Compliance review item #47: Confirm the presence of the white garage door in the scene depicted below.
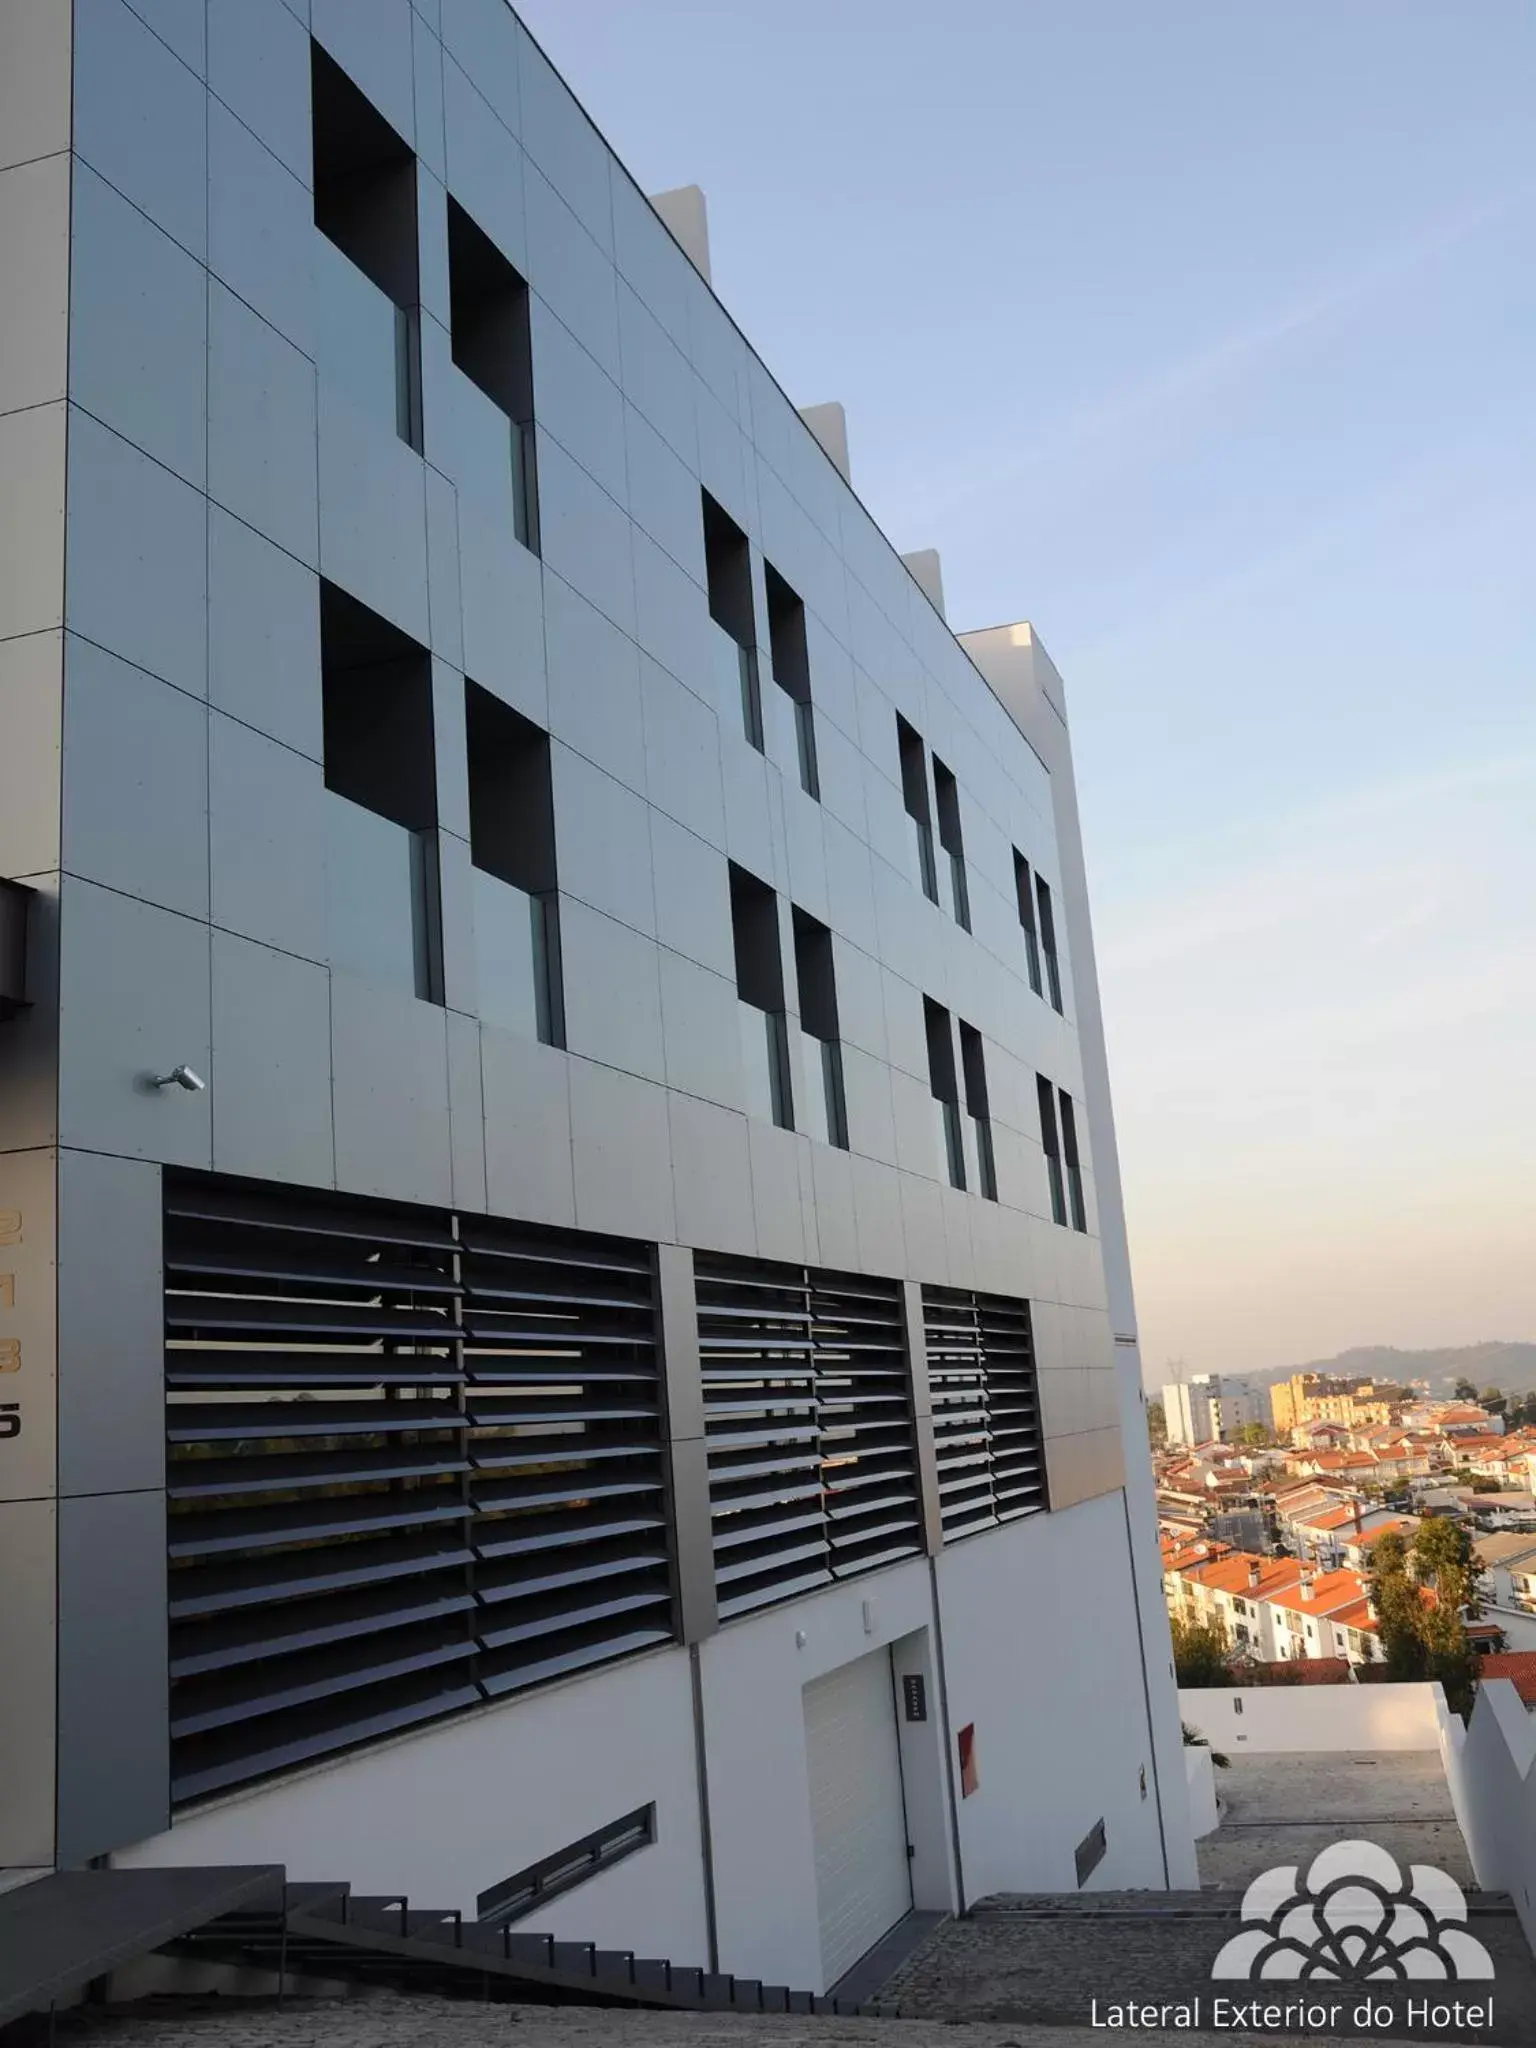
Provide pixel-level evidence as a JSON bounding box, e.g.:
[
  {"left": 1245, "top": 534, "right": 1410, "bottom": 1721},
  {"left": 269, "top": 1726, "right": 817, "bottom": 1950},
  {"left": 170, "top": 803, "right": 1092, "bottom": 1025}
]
[{"left": 803, "top": 1648, "right": 912, "bottom": 1986}]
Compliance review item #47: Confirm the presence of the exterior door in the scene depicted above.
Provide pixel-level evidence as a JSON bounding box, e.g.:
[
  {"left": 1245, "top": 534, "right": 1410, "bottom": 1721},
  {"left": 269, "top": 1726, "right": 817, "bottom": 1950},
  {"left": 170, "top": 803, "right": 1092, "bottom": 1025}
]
[{"left": 802, "top": 1647, "right": 912, "bottom": 1987}]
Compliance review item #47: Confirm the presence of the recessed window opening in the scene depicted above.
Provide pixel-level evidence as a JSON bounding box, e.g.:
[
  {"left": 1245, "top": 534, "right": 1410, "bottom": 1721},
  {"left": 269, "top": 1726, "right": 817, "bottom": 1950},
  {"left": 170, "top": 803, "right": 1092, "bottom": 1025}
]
[
  {"left": 792, "top": 909, "right": 847, "bottom": 1150},
  {"left": 730, "top": 864, "right": 793, "bottom": 1130},
  {"left": 1036, "top": 874, "right": 1063, "bottom": 1013},
  {"left": 932, "top": 758, "right": 970, "bottom": 931},
  {"left": 765, "top": 563, "right": 818, "bottom": 800},
  {"left": 958, "top": 1021, "right": 997, "bottom": 1201},
  {"left": 897, "top": 716, "right": 938, "bottom": 904},
  {"left": 311, "top": 43, "right": 421, "bottom": 450},
  {"left": 320, "top": 584, "right": 440, "bottom": 1004},
  {"left": 1058, "top": 1088, "right": 1088, "bottom": 1232},
  {"left": 1036, "top": 1074, "right": 1067, "bottom": 1226},
  {"left": 925, "top": 998, "right": 964, "bottom": 1190},
  {"left": 702, "top": 493, "right": 762, "bottom": 751},
  {"left": 1013, "top": 849, "right": 1043, "bottom": 996},
  {"left": 465, "top": 682, "right": 562, "bottom": 1046},
  {"left": 448, "top": 198, "right": 538, "bottom": 552}
]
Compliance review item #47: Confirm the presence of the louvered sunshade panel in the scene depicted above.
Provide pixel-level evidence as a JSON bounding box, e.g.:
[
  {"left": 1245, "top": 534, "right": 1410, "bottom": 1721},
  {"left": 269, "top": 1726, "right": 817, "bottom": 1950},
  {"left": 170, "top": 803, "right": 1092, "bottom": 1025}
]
[
  {"left": 697, "top": 1255, "right": 921, "bottom": 1619},
  {"left": 459, "top": 1217, "right": 673, "bottom": 1696},
  {"left": 923, "top": 1285, "right": 1047, "bottom": 1541},
  {"left": 164, "top": 1174, "right": 673, "bottom": 1806}
]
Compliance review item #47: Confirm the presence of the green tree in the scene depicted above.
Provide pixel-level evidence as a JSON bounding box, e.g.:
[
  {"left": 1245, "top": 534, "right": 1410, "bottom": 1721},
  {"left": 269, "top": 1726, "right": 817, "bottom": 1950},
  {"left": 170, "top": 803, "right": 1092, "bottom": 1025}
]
[
  {"left": 1170, "top": 1613, "right": 1234, "bottom": 1688},
  {"left": 1233, "top": 1421, "right": 1274, "bottom": 1448},
  {"left": 1412, "top": 1517, "right": 1478, "bottom": 1719},
  {"left": 1454, "top": 1378, "right": 1479, "bottom": 1402},
  {"left": 1480, "top": 1386, "right": 1508, "bottom": 1418},
  {"left": 1147, "top": 1401, "right": 1168, "bottom": 1449},
  {"left": 1366, "top": 1530, "right": 1426, "bottom": 1681}
]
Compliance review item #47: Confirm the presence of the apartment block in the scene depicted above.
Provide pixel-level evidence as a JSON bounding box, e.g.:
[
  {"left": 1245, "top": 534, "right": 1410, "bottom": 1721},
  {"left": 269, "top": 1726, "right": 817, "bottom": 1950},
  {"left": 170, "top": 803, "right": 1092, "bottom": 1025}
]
[
  {"left": 0, "top": 0, "right": 1194, "bottom": 1998},
  {"left": 1163, "top": 1372, "right": 1267, "bottom": 1446}
]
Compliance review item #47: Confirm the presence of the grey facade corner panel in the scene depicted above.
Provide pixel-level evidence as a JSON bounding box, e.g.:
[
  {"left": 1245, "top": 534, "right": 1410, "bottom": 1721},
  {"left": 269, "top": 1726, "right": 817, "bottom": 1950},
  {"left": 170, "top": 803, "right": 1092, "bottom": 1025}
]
[
  {"left": 900, "top": 1279, "right": 944, "bottom": 1557},
  {"left": 56, "top": 1488, "right": 170, "bottom": 1865},
  {"left": 56, "top": 1149, "right": 164, "bottom": 1499},
  {"left": 0, "top": 1495, "right": 57, "bottom": 1867}
]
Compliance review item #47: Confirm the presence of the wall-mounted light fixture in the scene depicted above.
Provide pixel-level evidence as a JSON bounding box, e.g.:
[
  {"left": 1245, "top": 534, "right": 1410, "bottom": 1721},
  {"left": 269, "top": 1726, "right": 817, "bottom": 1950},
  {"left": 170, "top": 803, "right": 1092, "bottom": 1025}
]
[
  {"left": 151, "top": 1065, "right": 206, "bottom": 1093},
  {"left": 0, "top": 879, "right": 33, "bottom": 1022}
]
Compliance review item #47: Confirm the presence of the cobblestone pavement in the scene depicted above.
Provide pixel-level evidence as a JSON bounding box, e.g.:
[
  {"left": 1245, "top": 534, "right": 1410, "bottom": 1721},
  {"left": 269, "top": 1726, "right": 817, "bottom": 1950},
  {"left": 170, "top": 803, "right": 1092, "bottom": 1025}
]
[{"left": 17, "top": 1994, "right": 1463, "bottom": 2048}]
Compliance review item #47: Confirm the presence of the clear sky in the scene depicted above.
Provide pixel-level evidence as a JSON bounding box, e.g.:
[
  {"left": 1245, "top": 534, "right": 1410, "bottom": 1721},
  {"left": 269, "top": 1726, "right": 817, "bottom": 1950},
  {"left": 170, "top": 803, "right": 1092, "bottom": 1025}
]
[{"left": 519, "top": 2, "right": 1536, "bottom": 1380}]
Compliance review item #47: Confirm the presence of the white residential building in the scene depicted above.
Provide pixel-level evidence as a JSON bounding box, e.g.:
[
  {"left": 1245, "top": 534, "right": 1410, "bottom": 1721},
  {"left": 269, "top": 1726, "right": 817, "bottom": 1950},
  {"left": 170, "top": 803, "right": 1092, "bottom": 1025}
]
[{"left": 1162, "top": 1374, "right": 1268, "bottom": 1446}]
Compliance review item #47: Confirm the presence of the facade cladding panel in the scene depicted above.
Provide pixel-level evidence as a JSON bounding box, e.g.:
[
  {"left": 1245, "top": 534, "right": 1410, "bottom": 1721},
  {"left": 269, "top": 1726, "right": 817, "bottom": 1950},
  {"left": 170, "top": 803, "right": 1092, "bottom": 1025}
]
[{"left": 0, "top": 0, "right": 1196, "bottom": 1979}]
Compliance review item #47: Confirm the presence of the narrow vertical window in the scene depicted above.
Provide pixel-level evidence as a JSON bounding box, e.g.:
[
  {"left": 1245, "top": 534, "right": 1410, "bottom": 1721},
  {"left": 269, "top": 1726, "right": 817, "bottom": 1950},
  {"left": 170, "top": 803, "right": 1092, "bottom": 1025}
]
[
  {"left": 1036, "top": 874, "right": 1063, "bottom": 1014},
  {"left": 897, "top": 716, "right": 938, "bottom": 905},
  {"left": 792, "top": 909, "right": 847, "bottom": 1149},
  {"left": 730, "top": 865, "right": 793, "bottom": 1129},
  {"left": 465, "top": 683, "right": 562, "bottom": 1046},
  {"left": 448, "top": 198, "right": 538, "bottom": 553},
  {"left": 1058, "top": 1089, "right": 1088, "bottom": 1232},
  {"left": 311, "top": 44, "right": 422, "bottom": 450},
  {"left": 765, "top": 563, "right": 818, "bottom": 800},
  {"left": 320, "top": 583, "right": 440, "bottom": 1002},
  {"left": 925, "top": 999, "right": 964, "bottom": 1190},
  {"left": 703, "top": 494, "right": 762, "bottom": 752},
  {"left": 1036, "top": 1074, "right": 1067, "bottom": 1226},
  {"left": 1013, "top": 849, "right": 1043, "bottom": 997},
  {"left": 932, "top": 758, "right": 970, "bottom": 932},
  {"left": 958, "top": 1022, "right": 997, "bottom": 1200}
]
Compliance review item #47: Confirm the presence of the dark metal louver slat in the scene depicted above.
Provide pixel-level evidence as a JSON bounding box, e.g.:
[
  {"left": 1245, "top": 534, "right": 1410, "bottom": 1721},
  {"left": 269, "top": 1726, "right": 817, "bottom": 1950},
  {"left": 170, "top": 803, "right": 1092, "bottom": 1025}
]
[
  {"left": 164, "top": 1173, "right": 675, "bottom": 1808},
  {"left": 923, "top": 1285, "right": 1046, "bottom": 1540},
  {"left": 697, "top": 1254, "right": 921, "bottom": 1616}
]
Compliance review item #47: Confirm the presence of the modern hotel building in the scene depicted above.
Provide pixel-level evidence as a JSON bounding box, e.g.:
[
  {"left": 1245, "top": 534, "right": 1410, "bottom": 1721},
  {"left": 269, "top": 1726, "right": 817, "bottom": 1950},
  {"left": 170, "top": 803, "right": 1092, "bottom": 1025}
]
[{"left": 0, "top": 0, "right": 1194, "bottom": 1997}]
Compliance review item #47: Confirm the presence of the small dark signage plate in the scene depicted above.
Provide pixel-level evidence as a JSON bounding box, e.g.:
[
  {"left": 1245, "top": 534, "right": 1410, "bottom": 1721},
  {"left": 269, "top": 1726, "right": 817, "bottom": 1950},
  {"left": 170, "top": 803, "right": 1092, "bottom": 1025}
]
[{"left": 902, "top": 1674, "right": 927, "bottom": 1722}]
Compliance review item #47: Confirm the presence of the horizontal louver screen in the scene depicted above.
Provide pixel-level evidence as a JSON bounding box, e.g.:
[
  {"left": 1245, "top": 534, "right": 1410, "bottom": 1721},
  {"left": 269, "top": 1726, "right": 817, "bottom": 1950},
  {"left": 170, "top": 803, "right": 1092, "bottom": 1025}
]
[
  {"left": 165, "top": 1174, "right": 671, "bottom": 1804},
  {"left": 697, "top": 1255, "right": 921, "bottom": 1618},
  {"left": 923, "top": 1285, "right": 1046, "bottom": 1540}
]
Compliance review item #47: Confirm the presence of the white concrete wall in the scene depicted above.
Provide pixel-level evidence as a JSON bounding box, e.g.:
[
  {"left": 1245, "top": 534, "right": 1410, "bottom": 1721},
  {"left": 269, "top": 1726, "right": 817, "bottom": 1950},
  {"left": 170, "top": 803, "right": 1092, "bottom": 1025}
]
[
  {"left": 1184, "top": 1742, "right": 1220, "bottom": 1838},
  {"left": 1439, "top": 1679, "right": 1536, "bottom": 1949},
  {"left": 1179, "top": 1683, "right": 1444, "bottom": 1753},
  {"left": 114, "top": 1646, "right": 711, "bottom": 1966},
  {"left": 939, "top": 1495, "right": 1172, "bottom": 1898}
]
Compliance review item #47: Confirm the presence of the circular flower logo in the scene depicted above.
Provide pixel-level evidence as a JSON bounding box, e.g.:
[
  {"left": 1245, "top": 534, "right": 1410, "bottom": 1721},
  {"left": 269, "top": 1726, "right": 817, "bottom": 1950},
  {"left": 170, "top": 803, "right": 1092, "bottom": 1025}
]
[{"left": 1211, "top": 1841, "right": 1495, "bottom": 1981}]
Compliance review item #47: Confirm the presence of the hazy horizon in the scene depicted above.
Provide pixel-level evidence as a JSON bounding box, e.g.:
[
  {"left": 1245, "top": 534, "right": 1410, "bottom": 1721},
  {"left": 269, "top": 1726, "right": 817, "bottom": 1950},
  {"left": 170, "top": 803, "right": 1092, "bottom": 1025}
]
[{"left": 519, "top": 1, "right": 1536, "bottom": 1378}]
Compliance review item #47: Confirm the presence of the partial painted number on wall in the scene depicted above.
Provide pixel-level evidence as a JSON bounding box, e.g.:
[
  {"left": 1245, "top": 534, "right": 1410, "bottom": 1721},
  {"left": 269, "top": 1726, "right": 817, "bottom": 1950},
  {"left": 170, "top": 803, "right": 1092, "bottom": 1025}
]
[
  {"left": 0, "top": 1405, "right": 19, "bottom": 1440},
  {"left": 0, "top": 1211, "right": 21, "bottom": 1246}
]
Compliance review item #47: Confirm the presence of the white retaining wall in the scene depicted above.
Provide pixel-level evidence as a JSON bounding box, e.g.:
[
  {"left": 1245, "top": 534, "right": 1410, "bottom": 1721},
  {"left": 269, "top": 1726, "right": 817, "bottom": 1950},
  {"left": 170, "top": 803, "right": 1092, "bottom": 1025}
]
[
  {"left": 1183, "top": 1742, "right": 1220, "bottom": 1838},
  {"left": 1179, "top": 1683, "right": 1444, "bottom": 1752},
  {"left": 1438, "top": 1680, "right": 1536, "bottom": 1949}
]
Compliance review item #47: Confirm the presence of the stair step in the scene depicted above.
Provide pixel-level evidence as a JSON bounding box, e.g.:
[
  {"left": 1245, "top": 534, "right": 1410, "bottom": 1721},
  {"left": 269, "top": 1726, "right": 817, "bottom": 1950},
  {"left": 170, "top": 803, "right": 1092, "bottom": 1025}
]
[
  {"left": 504, "top": 1932, "right": 557, "bottom": 1968},
  {"left": 345, "top": 1896, "right": 410, "bottom": 1934},
  {"left": 760, "top": 1985, "right": 791, "bottom": 2013},
  {"left": 787, "top": 1990, "right": 815, "bottom": 2014},
  {"left": 730, "top": 1978, "right": 763, "bottom": 2010},
  {"left": 700, "top": 1973, "right": 736, "bottom": 2009},
  {"left": 404, "top": 1909, "right": 462, "bottom": 1942},
  {"left": 592, "top": 1948, "right": 635, "bottom": 1981},
  {"left": 551, "top": 1940, "right": 598, "bottom": 1976},
  {"left": 669, "top": 1966, "right": 703, "bottom": 2000},
  {"left": 284, "top": 1881, "right": 351, "bottom": 1919}
]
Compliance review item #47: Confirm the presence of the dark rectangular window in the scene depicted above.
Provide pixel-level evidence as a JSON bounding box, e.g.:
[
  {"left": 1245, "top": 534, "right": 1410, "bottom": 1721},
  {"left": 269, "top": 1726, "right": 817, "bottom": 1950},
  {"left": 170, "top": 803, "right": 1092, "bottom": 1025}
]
[
  {"left": 932, "top": 757, "right": 970, "bottom": 932},
  {"left": 1058, "top": 1088, "right": 1088, "bottom": 1232},
  {"left": 465, "top": 682, "right": 562, "bottom": 1046},
  {"left": 477, "top": 1804, "right": 656, "bottom": 1926},
  {"left": 1036, "top": 873, "right": 1063, "bottom": 1013},
  {"left": 925, "top": 997, "right": 964, "bottom": 1190},
  {"left": 311, "top": 43, "right": 421, "bottom": 450},
  {"left": 321, "top": 583, "right": 440, "bottom": 1002},
  {"left": 958, "top": 1022, "right": 997, "bottom": 1201},
  {"left": 703, "top": 493, "right": 762, "bottom": 751},
  {"left": 447, "top": 198, "right": 538, "bottom": 552},
  {"left": 730, "top": 864, "right": 792, "bottom": 1129},
  {"left": 765, "top": 562, "right": 818, "bottom": 800},
  {"left": 1013, "top": 849, "right": 1043, "bottom": 996},
  {"left": 1036, "top": 1074, "right": 1067, "bottom": 1226},
  {"left": 792, "top": 909, "right": 847, "bottom": 1149},
  {"left": 897, "top": 715, "right": 938, "bottom": 904}
]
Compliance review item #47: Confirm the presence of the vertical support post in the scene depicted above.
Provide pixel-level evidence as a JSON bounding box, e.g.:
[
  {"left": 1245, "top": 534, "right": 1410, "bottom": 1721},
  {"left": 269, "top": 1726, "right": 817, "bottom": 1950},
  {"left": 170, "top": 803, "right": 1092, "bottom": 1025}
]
[
  {"left": 900, "top": 1281, "right": 943, "bottom": 1557},
  {"left": 655, "top": 1244, "right": 717, "bottom": 1645}
]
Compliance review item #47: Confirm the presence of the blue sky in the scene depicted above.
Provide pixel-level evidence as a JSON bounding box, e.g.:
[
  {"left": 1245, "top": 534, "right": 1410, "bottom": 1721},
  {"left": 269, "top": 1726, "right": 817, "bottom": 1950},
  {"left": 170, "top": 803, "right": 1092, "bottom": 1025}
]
[{"left": 521, "top": 1, "right": 1536, "bottom": 1377}]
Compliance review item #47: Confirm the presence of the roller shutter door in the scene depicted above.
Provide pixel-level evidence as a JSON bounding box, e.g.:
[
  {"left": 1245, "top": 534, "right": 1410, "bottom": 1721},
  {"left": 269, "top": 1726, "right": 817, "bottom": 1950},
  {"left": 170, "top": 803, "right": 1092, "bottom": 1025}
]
[{"left": 802, "top": 1648, "right": 911, "bottom": 1986}]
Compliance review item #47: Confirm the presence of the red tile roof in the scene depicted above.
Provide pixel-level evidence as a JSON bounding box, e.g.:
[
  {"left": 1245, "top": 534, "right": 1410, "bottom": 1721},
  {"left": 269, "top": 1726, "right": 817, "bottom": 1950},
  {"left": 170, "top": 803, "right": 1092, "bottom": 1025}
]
[{"left": 1479, "top": 1652, "right": 1536, "bottom": 1705}]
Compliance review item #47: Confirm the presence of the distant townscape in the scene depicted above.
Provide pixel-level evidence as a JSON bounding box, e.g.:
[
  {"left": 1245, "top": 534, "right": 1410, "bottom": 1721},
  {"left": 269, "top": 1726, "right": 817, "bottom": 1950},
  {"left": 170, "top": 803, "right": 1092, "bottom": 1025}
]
[{"left": 1154, "top": 1364, "right": 1536, "bottom": 1710}]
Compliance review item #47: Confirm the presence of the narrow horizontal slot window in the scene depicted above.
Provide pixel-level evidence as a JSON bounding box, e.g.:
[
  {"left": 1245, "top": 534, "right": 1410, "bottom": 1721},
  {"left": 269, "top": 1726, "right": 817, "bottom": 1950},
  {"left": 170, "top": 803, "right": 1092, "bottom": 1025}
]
[{"left": 477, "top": 1804, "right": 657, "bottom": 1926}]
